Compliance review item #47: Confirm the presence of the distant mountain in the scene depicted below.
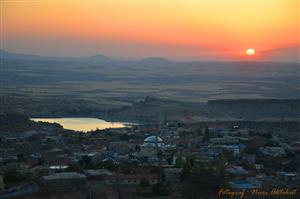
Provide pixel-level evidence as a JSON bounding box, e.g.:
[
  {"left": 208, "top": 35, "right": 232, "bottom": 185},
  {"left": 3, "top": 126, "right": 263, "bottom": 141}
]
[
  {"left": 86, "top": 54, "right": 113, "bottom": 63},
  {"left": 262, "top": 46, "right": 299, "bottom": 63},
  {"left": 0, "top": 49, "right": 117, "bottom": 64},
  {"left": 0, "top": 49, "right": 71, "bottom": 61},
  {"left": 140, "top": 57, "right": 171, "bottom": 65}
]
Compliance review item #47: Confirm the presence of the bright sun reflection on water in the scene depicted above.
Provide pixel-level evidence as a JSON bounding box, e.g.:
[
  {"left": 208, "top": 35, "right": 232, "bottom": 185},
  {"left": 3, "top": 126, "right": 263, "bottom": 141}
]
[{"left": 31, "top": 117, "right": 133, "bottom": 132}]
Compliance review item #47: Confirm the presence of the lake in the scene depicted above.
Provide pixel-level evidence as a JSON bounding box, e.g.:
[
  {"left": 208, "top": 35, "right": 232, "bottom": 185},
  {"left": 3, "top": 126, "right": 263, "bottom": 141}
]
[{"left": 31, "top": 117, "right": 134, "bottom": 132}]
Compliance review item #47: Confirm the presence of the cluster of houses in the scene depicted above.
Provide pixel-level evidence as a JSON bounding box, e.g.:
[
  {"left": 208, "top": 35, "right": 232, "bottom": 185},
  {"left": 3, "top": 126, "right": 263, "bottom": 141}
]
[{"left": 0, "top": 120, "right": 299, "bottom": 198}]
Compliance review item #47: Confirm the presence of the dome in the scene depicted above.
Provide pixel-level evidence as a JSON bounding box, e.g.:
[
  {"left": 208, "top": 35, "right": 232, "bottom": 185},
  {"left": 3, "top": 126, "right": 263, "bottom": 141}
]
[{"left": 144, "top": 136, "right": 163, "bottom": 143}]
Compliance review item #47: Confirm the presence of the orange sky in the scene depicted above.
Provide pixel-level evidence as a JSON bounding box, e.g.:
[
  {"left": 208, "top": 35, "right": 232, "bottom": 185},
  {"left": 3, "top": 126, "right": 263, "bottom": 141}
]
[{"left": 2, "top": 0, "right": 299, "bottom": 61}]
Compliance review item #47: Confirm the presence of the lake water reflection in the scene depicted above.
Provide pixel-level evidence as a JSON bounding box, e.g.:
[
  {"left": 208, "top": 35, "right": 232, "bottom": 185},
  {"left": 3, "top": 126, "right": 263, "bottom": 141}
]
[{"left": 31, "top": 117, "right": 133, "bottom": 132}]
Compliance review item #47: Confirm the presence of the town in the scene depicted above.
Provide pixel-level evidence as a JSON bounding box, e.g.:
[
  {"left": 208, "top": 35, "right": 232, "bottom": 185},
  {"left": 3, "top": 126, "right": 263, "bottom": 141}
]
[
  {"left": 2, "top": 0, "right": 300, "bottom": 198},
  {"left": 0, "top": 114, "right": 299, "bottom": 199}
]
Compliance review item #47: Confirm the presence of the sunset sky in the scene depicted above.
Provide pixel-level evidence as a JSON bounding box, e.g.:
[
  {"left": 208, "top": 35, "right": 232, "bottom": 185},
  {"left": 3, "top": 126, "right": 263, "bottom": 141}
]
[{"left": 2, "top": 0, "right": 299, "bottom": 61}]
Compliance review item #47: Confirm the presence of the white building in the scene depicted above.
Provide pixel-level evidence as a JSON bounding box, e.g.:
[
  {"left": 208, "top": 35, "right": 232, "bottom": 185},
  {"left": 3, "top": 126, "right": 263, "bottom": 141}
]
[{"left": 142, "top": 135, "right": 165, "bottom": 148}]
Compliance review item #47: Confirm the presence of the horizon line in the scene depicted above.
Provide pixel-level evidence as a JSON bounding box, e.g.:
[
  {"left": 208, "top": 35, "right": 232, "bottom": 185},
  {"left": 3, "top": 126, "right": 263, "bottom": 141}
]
[{"left": 1, "top": 48, "right": 299, "bottom": 64}]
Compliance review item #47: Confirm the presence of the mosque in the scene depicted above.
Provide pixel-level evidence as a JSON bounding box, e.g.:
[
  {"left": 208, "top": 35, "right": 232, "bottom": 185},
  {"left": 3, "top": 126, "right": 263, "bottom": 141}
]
[{"left": 143, "top": 135, "right": 165, "bottom": 148}]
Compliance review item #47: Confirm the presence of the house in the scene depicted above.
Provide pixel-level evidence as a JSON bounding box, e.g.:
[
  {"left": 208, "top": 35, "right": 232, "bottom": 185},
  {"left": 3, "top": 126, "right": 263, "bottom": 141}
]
[
  {"left": 48, "top": 165, "right": 69, "bottom": 174},
  {"left": 75, "top": 152, "right": 103, "bottom": 165},
  {"left": 244, "top": 155, "right": 256, "bottom": 164},
  {"left": 45, "top": 148, "right": 64, "bottom": 156},
  {"left": 225, "top": 166, "right": 249, "bottom": 180},
  {"left": 0, "top": 182, "right": 40, "bottom": 198},
  {"left": 28, "top": 165, "right": 48, "bottom": 177},
  {"left": 226, "top": 166, "right": 249, "bottom": 175},
  {"left": 276, "top": 172, "right": 298, "bottom": 183},
  {"left": 40, "top": 172, "right": 87, "bottom": 193},
  {"left": 229, "top": 181, "right": 260, "bottom": 189},
  {"left": 210, "top": 136, "right": 239, "bottom": 145},
  {"left": 108, "top": 141, "right": 131, "bottom": 155},
  {"left": 84, "top": 169, "right": 112, "bottom": 180},
  {"left": 254, "top": 164, "right": 264, "bottom": 171},
  {"left": 212, "top": 144, "right": 240, "bottom": 157},
  {"left": 290, "top": 141, "right": 300, "bottom": 154},
  {"left": 105, "top": 174, "right": 158, "bottom": 186},
  {"left": 138, "top": 145, "right": 157, "bottom": 161},
  {"left": 259, "top": 146, "right": 286, "bottom": 157}
]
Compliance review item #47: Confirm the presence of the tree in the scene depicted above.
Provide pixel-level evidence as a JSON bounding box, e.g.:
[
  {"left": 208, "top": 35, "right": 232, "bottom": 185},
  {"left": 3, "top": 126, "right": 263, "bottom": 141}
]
[
  {"left": 65, "top": 164, "right": 81, "bottom": 172},
  {"left": 157, "top": 150, "right": 163, "bottom": 160},
  {"left": 97, "top": 161, "right": 118, "bottom": 171},
  {"left": 175, "top": 157, "right": 185, "bottom": 168},
  {"left": 197, "top": 128, "right": 202, "bottom": 136},
  {"left": 179, "top": 131, "right": 187, "bottom": 138},
  {"left": 140, "top": 178, "right": 150, "bottom": 188},
  {"left": 135, "top": 145, "right": 141, "bottom": 152},
  {"left": 79, "top": 155, "right": 91, "bottom": 169},
  {"left": 218, "top": 156, "right": 225, "bottom": 179},
  {"left": 4, "top": 169, "right": 30, "bottom": 185},
  {"left": 119, "top": 163, "right": 132, "bottom": 174},
  {"left": 181, "top": 164, "right": 223, "bottom": 198},
  {"left": 202, "top": 125, "right": 210, "bottom": 143},
  {"left": 181, "top": 158, "right": 192, "bottom": 182},
  {"left": 152, "top": 182, "right": 170, "bottom": 196}
]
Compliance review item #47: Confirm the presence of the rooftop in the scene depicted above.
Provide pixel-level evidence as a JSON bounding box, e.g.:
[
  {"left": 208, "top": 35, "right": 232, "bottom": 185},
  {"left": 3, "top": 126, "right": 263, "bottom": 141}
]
[
  {"left": 41, "top": 172, "right": 86, "bottom": 180},
  {"left": 144, "top": 136, "right": 163, "bottom": 143}
]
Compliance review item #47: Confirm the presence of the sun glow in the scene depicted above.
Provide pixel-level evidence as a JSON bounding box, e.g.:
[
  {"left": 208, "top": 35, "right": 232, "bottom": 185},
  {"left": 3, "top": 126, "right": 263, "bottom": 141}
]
[
  {"left": 3, "top": 1, "right": 299, "bottom": 60},
  {"left": 246, "top": 48, "right": 256, "bottom": 56}
]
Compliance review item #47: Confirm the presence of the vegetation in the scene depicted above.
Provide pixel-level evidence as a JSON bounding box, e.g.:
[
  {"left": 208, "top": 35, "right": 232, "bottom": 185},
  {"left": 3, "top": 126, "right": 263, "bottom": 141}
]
[
  {"left": 180, "top": 158, "right": 224, "bottom": 199},
  {"left": 139, "top": 178, "right": 150, "bottom": 188},
  {"left": 152, "top": 182, "right": 170, "bottom": 196},
  {"left": 202, "top": 125, "right": 210, "bottom": 143},
  {"left": 175, "top": 157, "right": 185, "bottom": 168},
  {"left": 3, "top": 169, "right": 31, "bottom": 186}
]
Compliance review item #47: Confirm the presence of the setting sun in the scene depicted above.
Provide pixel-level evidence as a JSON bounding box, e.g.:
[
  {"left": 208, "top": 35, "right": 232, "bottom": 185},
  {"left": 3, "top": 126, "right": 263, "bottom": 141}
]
[{"left": 246, "top": 48, "right": 256, "bottom": 56}]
